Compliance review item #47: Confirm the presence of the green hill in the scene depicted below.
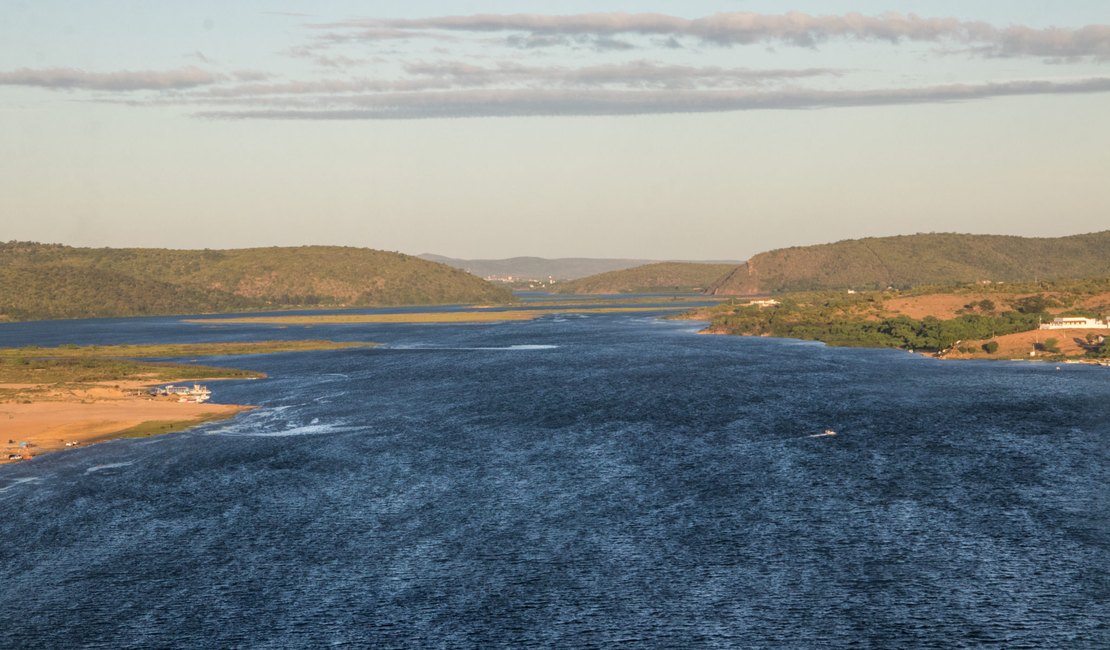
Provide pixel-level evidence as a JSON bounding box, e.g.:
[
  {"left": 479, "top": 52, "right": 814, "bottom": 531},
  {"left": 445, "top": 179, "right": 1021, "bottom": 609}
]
[
  {"left": 708, "top": 231, "right": 1110, "bottom": 296},
  {"left": 554, "top": 262, "right": 737, "bottom": 294},
  {"left": 418, "top": 254, "right": 660, "bottom": 280},
  {"left": 0, "top": 242, "right": 512, "bottom": 321}
]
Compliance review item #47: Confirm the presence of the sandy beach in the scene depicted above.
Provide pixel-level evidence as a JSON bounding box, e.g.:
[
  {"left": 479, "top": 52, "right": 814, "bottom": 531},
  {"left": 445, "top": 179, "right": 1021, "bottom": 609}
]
[{"left": 1, "top": 380, "right": 250, "bottom": 463}]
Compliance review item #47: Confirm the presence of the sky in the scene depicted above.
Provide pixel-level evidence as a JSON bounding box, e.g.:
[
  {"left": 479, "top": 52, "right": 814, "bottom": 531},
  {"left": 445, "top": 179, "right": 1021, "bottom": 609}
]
[{"left": 1, "top": 1, "right": 1108, "bottom": 260}]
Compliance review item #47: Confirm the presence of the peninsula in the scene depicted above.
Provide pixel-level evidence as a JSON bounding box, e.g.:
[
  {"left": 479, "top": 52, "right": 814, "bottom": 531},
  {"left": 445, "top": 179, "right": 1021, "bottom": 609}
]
[
  {"left": 1, "top": 340, "right": 373, "bottom": 463},
  {"left": 682, "top": 278, "right": 1110, "bottom": 364}
]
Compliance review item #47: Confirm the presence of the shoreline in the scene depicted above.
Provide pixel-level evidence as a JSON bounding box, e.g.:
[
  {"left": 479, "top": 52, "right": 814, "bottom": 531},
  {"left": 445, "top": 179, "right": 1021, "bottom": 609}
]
[
  {"left": 1, "top": 377, "right": 255, "bottom": 464},
  {"left": 0, "top": 340, "right": 376, "bottom": 465},
  {"left": 695, "top": 326, "right": 1110, "bottom": 366}
]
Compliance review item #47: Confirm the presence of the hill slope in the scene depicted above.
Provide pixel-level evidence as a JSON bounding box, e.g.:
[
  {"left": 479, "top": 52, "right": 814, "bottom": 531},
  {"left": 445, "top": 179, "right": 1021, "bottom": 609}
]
[
  {"left": 554, "top": 262, "right": 737, "bottom": 294},
  {"left": 0, "top": 243, "right": 512, "bottom": 321},
  {"left": 709, "top": 231, "right": 1110, "bottom": 295},
  {"left": 418, "top": 255, "right": 659, "bottom": 280}
]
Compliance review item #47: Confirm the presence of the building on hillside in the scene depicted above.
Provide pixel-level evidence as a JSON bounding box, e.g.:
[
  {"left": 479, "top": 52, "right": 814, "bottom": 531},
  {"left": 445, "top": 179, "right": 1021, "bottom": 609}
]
[{"left": 1039, "top": 317, "right": 1110, "bottom": 330}]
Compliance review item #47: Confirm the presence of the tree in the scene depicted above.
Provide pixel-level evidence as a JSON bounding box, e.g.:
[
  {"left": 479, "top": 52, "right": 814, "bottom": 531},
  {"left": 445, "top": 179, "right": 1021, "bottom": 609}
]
[
  {"left": 983, "top": 340, "right": 999, "bottom": 354},
  {"left": 1011, "top": 295, "right": 1053, "bottom": 314}
]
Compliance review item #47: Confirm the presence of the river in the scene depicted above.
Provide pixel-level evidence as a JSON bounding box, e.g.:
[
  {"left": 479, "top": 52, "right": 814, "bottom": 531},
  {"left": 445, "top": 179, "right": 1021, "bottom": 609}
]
[{"left": 1, "top": 303, "right": 1106, "bottom": 647}]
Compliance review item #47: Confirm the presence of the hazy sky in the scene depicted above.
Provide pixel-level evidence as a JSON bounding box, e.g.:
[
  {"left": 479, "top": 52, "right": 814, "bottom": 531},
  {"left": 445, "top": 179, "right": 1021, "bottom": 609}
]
[{"left": 2, "top": 1, "right": 1108, "bottom": 260}]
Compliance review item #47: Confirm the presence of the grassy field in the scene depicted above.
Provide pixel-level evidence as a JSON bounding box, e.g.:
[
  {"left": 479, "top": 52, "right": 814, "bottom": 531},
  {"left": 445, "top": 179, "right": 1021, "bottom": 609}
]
[
  {"left": 0, "top": 340, "right": 375, "bottom": 384},
  {"left": 111, "top": 412, "right": 249, "bottom": 439}
]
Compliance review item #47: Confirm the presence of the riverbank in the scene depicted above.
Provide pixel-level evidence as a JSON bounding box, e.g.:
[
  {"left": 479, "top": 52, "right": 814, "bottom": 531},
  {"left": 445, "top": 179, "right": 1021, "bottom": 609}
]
[
  {"left": 2, "top": 380, "right": 252, "bottom": 462},
  {"left": 0, "top": 340, "right": 374, "bottom": 464},
  {"left": 679, "top": 283, "right": 1110, "bottom": 364}
]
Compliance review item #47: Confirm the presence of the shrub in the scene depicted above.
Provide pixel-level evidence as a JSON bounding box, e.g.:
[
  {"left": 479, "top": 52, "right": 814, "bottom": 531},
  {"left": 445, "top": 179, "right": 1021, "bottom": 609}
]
[{"left": 983, "top": 340, "right": 999, "bottom": 354}]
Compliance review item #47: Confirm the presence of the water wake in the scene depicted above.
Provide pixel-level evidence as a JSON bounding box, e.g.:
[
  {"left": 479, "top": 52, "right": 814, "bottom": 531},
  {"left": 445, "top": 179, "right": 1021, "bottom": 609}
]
[
  {"left": 389, "top": 344, "right": 559, "bottom": 351},
  {"left": 0, "top": 476, "right": 44, "bottom": 493},
  {"left": 85, "top": 462, "right": 134, "bottom": 475}
]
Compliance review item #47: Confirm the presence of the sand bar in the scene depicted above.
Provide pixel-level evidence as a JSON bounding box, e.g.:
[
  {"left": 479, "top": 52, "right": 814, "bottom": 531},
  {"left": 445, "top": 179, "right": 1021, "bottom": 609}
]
[{"left": 1, "top": 382, "right": 251, "bottom": 463}]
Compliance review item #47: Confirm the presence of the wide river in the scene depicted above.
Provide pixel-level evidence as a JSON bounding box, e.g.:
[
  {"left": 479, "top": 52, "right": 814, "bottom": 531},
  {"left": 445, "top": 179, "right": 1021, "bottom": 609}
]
[{"left": 1, "top": 303, "right": 1107, "bottom": 648}]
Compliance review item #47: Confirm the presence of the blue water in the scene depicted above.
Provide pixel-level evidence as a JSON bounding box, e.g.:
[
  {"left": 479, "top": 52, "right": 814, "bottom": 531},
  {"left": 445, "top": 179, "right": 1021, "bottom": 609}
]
[{"left": 1, "top": 307, "right": 1107, "bottom": 648}]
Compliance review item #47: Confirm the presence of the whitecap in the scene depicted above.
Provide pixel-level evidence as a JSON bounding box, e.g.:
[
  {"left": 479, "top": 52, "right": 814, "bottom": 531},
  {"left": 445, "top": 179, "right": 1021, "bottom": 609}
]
[
  {"left": 387, "top": 344, "right": 559, "bottom": 351},
  {"left": 207, "top": 417, "right": 361, "bottom": 437},
  {"left": 85, "top": 461, "right": 134, "bottom": 475},
  {"left": 236, "top": 423, "right": 361, "bottom": 438},
  {"left": 0, "top": 476, "right": 44, "bottom": 493}
]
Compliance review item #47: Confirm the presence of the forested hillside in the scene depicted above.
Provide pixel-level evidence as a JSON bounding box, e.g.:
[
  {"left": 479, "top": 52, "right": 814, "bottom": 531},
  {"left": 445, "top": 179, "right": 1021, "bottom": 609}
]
[
  {"left": 419, "top": 254, "right": 659, "bottom": 280},
  {"left": 554, "top": 262, "right": 736, "bottom": 294},
  {"left": 0, "top": 243, "right": 512, "bottom": 321},
  {"left": 709, "top": 231, "right": 1110, "bottom": 295}
]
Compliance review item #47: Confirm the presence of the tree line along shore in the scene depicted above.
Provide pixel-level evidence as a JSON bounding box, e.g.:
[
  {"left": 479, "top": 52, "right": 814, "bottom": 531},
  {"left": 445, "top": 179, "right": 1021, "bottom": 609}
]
[{"left": 679, "top": 278, "right": 1110, "bottom": 363}]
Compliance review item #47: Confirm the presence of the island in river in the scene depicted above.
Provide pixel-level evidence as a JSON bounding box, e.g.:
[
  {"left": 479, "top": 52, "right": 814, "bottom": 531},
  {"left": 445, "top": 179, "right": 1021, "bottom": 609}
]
[{"left": 0, "top": 340, "right": 373, "bottom": 463}]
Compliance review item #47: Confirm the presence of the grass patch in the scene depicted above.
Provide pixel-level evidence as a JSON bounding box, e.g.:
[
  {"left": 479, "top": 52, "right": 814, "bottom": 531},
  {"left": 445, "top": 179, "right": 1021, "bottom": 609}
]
[
  {"left": 113, "top": 412, "right": 243, "bottom": 439},
  {"left": 0, "top": 340, "right": 375, "bottom": 385}
]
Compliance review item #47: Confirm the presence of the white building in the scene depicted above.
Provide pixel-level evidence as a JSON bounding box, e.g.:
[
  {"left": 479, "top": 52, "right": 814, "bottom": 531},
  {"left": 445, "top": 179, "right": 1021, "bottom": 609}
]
[{"left": 1040, "top": 317, "right": 1110, "bottom": 330}]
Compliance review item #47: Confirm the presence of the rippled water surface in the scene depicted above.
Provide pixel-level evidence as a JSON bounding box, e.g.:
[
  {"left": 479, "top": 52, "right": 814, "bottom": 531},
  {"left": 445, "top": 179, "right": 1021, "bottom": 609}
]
[{"left": 1, "top": 308, "right": 1107, "bottom": 648}]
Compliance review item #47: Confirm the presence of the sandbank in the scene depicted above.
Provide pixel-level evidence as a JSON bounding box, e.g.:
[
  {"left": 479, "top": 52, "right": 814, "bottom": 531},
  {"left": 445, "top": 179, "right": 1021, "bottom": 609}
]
[{"left": 1, "top": 381, "right": 251, "bottom": 463}]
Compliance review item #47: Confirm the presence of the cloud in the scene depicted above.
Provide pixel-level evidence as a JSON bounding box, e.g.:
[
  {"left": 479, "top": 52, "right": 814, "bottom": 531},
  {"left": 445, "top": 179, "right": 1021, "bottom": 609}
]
[
  {"left": 194, "top": 77, "right": 1110, "bottom": 120},
  {"left": 316, "top": 12, "right": 1110, "bottom": 60},
  {"left": 0, "top": 66, "right": 225, "bottom": 91},
  {"left": 504, "top": 33, "right": 635, "bottom": 51},
  {"left": 232, "top": 70, "right": 272, "bottom": 82},
  {"left": 402, "top": 60, "right": 843, "bottom": 90}
]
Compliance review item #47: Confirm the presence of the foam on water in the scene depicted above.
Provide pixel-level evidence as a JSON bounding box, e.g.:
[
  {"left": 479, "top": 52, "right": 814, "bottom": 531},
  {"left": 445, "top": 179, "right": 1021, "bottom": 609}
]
[
  {"left": 389, "top": 344, "right": 560, "bottom": 351},
  {"left": 0, "top": 476, "right": 43, "bottom": 493},
  {"left": 241, "top": 423, "right": 362, "bottom": 438},
  {"left": 206, "top": 412, "right": 360, "bottom": 437},
  {"left": 84, "top": 461, "right": 134, "bottom": 475}
]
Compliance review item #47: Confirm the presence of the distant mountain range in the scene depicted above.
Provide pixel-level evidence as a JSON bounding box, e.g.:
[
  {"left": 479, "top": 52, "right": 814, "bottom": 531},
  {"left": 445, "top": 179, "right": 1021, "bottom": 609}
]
[
  {"left": 708, "top": 231, "right": 1110, "bottom": 295},
  {"left": 0, "top": 243, "right": 511, "bottom": 321},
  {"left": 552, "top": 262, "right": 737, "bottom": 294}
]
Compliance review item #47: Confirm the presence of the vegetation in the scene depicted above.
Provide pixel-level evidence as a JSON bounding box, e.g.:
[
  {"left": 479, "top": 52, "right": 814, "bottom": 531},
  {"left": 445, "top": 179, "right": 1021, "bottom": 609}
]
[
  {"left": 0, "top": 340, "right": 373, "bottom": 384},
  {"left": 418, "top": 254, "right": 657, "bottom": 281},
  {"left": 0, "top": 356, "right": 261, "bottom": 385},
  {"left": 554, "top": 262, "right": 736, "bottom": 294},
  {"left": 113, "top": 414, "right": 243, "bottom": 439},
  {"left": 0, "top": 242, "right": 513, "bottom": 321},
  {"left": 698, "top": 295, "right": 1042, "bottom": 351},
  {"left": 687, "top": 278, "right": 1110, "bottom": 362},
  {"left": 709, "top": 231, "right": 1110, "bottom": 295}
]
